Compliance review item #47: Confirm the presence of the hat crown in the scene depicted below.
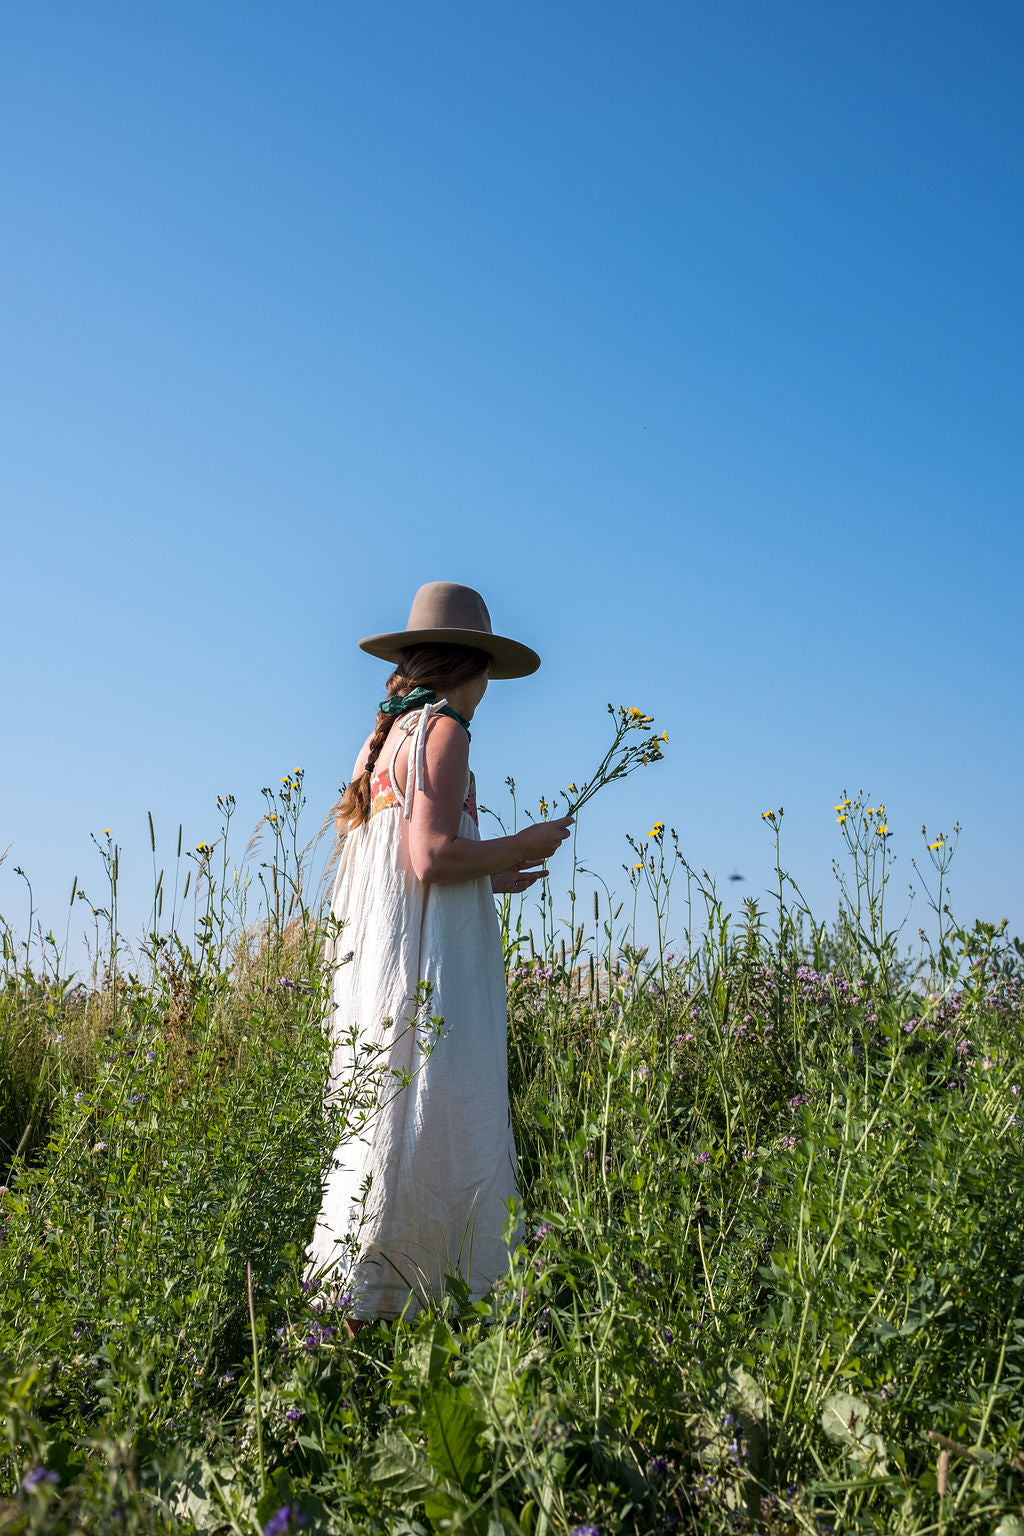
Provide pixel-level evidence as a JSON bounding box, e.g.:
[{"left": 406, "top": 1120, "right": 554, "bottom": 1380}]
[{"left": 406, "top": 582, "right": 493, "bottom": 638}]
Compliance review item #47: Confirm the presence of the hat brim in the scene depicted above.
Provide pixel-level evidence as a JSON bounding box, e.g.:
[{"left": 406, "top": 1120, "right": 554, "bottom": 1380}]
[{"left": 359, "top": 627, "right": 540, "bottom": 680}]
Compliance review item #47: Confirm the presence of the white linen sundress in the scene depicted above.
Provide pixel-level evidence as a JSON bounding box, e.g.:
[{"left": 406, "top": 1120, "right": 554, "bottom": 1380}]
[{"left": 307, "top": 702, "right": 521, "bottom": 1319}]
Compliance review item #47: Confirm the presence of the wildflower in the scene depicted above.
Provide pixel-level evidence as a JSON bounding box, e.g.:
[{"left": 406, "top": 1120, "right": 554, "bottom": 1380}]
[
  {"left": 647, "top": 1454, "right": 669, "bottom": 1478},
  {"left": 628, "top": 707, "right": 643, "bottom": 718},
  {"left": 91, "top": 1141, "right": 107, "bottom": 1154},
  {"left": 539, "top": 797, "right": 548, "bottom": 815},
  {"left": 661, "top": 730, "right": 668, "bottom": 741},
  {"left": 695, "top": 1151, "right": 711, "bottom": 1164},
  {"left": 264, "top": 1507, "right": 308, "bottom": 1536},
  {"left": 647, "top": 821, "right": 664, "bottom": 837},
  {"left": 23, "top": 1468, "right": 59, "bottom": 1491},
  {"left": 836, "top": 813, "right": 847, "bottom": 824},
  {"left": 196, "top": 842, "right": 209, "bottom": 853},
  {"left": 567, "top": 782, "right": 577, "bottom": 793},
  {"left": 929, "top": 839, "right": 944, "bottom": 850},
  {"left": 877, "top": 823, "right": 888, "bottom": 834},
  {"left": 632, "top": 862, "right": 643, "bottom": 870},
  {"left": 1013, "top": 1085, "right": 1021, "bottom": 1097},
  {"left": 102, "top": 829, "right": 110, "bottom": 836},
  {"left": 569, "top": 1527, "right": 603, "bottom": 1536},
  {"left": 761, "top": 809, "right": 776, "bottom": 823},
  {"left": 533, "top": 1222, "right": 553, "bottom": 1241},
  {"left": 866, "top": 807, "right": 875, "bottom": 815},
  {"left": 286, "top": 1406, "right": 304, "bottom": 1422}
]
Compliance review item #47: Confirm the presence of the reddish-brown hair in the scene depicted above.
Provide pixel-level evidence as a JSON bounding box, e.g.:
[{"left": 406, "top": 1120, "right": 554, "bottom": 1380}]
[{"left": 335, "top": 643, "right": 490, "bottom": 832}]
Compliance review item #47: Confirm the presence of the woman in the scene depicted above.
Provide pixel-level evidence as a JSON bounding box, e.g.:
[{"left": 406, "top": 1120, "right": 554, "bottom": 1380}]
[{"left": 307, "top": 581, "right": 573, "bottom": 1324}]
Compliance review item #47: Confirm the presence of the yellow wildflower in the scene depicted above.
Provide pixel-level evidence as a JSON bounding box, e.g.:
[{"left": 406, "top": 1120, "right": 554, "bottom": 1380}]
[
  {"left": 661, "top": 731, "right": 669, "bottom": 742},
  {"left": 632, "top": 862, "right": 643, "bottom": 870},
  {"left": 877, "top": 824, "right": 888, "bottom": 834},
  {"left": 866, "top": 807, "right": 876, "bottom": 816},
  {"left": 836, "top": 814, "right": 847, "bottom": 824},
  {"left": 647, "top": 821, "right": 664, "bottom": 838},
  {"left": 761, "top": 810, "right": 776, "bottom": 822},
  {"left": 102, "top": 829, "right": 110, "bottom": 836},
  {"left": 929, "top": 839, "right": 943, "bottom": 850}
]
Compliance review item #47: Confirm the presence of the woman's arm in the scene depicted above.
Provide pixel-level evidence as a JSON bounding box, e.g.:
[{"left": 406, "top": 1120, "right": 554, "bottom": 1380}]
[{"left": 406, "top": 716, "right": 571, "bottom": 885}]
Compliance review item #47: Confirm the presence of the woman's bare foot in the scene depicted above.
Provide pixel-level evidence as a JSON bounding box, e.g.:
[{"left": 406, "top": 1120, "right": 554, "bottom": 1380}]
[{"left": 344, "top": 1316, "right": 374, "bottom": 1339}]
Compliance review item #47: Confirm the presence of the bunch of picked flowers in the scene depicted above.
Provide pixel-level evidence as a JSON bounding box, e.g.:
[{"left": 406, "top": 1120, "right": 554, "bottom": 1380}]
[{"left": 557, "top": 705, "right": 667, "bottom": 818}]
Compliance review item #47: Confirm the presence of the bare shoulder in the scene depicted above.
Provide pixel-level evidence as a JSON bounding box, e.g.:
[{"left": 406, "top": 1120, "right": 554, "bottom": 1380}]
[{"left": 424, "top": 712, "right": 470, "bottom": 759}]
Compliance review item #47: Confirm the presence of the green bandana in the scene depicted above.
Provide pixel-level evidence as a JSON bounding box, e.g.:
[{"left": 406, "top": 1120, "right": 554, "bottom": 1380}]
[{"left": 378, "top": 687, "right": 471, "bottom": 737}]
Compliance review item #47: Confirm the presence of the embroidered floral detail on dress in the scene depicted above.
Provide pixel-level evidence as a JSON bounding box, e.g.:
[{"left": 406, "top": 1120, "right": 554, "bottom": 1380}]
[
  {"left": 463, "top": 772, "right": 478, "bottom": 827},
  {"left": 369, "top": 768, "right": 397, "bottom": 819}
]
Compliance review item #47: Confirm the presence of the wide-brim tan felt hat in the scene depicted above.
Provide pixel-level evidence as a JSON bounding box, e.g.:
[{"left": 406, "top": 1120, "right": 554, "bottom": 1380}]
[{"left": 359, "top": 581, "right": 540, "bottom": 680}]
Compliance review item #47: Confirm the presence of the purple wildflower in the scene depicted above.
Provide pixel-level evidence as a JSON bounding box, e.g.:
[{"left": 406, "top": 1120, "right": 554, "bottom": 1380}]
[
  {"left": 263, "top": 1507, "right": 307, "bottom": 1536},
  {"left": 647, "top": 1454, "right": 669, "bottom": 1478},
  {"left": 569, "top": 1527, "right": 602, "bottom": 1536},
  {"left": 286, "top": 1406, "right": 304, "bottom": 1422},
  {"left": 23, "top": 1468, "right": 59, "bottom": 1491}
]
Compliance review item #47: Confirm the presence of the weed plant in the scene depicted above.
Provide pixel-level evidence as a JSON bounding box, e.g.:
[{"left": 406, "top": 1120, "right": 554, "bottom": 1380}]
[{"left": 1, "top": 770, "right": 1023, "bottom": 1536}]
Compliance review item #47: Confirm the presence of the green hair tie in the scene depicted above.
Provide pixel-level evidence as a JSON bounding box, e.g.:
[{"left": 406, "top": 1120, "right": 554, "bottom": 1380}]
[
  {"left": 377, "top": 686, "right": 472, "bottom": 737},
  {"left": 378, "top": 686, "right": 437, "bottom": 717}
]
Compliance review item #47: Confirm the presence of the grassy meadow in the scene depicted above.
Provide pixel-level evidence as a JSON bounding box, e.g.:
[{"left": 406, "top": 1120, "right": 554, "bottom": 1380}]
[{"left": 2, "top": 758, "right": 1024, "bottom": 1536}]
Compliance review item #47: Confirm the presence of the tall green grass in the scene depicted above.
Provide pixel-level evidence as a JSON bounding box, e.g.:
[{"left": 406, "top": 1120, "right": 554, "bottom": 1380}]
[{"left": 1, "top": 774, "right": 1023, "bottom": 1535}]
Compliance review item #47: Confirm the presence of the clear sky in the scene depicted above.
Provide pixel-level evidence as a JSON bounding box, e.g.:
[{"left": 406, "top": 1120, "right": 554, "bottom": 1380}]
[{"left": 2, "top": 1, "right": 1022, "bottom": 969}]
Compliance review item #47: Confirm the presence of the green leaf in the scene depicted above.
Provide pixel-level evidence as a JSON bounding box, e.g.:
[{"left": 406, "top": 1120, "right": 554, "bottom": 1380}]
[
  {"left": 820, "top": 1391, "right": 889, "bottom": 1476},
  {"left": 367, "top": 1428, "right": 438, "bottom": 1499},
  {"left": 425, "top": 1379, "right": 487, "bottom": 1491}
]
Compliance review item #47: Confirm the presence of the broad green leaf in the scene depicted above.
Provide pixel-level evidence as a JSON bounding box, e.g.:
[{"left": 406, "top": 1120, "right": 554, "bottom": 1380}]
[
  {"left": 425, "top": 1379, "right": 487, "bottom": 1490},
  {"left": 820, "top": 1392, "right": 889, "bottom": 1476},
  {"left": 367, "top": 1428, "right": 438, "bottom": 1499}
]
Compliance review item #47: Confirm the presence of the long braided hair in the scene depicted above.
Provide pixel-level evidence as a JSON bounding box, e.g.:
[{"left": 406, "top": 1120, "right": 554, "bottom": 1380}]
[{"left": 335, "top": 642, "right": 491, "bottom": 832}]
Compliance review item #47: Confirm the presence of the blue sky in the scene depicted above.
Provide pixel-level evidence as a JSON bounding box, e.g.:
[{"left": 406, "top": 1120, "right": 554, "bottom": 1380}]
[{"left": 2, "top": 1, "right": 1022, "bottom": 967}]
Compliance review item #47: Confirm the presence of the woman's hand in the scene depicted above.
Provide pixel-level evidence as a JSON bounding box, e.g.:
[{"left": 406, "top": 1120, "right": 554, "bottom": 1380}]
[
  {"left": 514, "top": 815, "right": 574, "bottom": 863},
  {"left": 491, "top": 860, "right": 549, "bottom": 894},
  {"left": 403, "top": 717, "right": 575, "bottom": 885}
]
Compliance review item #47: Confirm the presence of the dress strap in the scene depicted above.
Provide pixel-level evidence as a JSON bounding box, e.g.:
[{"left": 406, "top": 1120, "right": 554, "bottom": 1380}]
[{"left": 384, "top": 700, "right": 462, "bottom": 820}]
